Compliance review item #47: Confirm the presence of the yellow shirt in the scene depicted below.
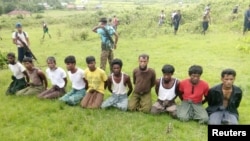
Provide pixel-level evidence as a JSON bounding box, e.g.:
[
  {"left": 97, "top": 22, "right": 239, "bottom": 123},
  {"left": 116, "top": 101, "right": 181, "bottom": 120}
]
[{"left": 85, "top": 67, "right": 107, "bottom": 94}]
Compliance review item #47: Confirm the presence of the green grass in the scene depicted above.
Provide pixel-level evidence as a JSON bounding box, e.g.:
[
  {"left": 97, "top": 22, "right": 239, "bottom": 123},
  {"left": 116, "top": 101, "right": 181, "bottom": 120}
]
[{"left": 1, "top": 1, "right": 250, "bottom": 140}]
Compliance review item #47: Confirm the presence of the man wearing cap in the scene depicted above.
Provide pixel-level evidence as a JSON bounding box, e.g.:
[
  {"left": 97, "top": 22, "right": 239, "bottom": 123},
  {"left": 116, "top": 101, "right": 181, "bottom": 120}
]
[
  {"left": 92, "top": 17, "right": 118, "bottom": 73},
  {"left": 12, "top": 23, "right": 32, "bottom": 62}
]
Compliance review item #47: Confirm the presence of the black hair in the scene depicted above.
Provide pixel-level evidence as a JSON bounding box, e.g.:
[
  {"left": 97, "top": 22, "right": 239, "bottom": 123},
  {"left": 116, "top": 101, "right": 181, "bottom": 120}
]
[
  {"left": 99, "top": 17, "right": 107, "bottom": 23},
  {"left": 221, "top": 68, "right": 236, "bottom": 78},
  {"left": 23, "top": 57, "right": 33, "bottom": 63},
  {"left": 138, "top": 53, "right": 149, "bottom": 60},
  {"left": 111, "top": 58, "right": 123, "bottom": 68},
  {"left": 7, "top": 52, "right": 15, "bottom": 58},
  {"left": 47, "top": 56, "right": 56, "bottom": 64},
  {"left": 86, "top": 56, "right": 95, "bottom": 64},
  {"left": 188, "top": 65, "right": 203, "bottom": 75},
  {"left": 64, "top": 55, "right": 76, "bottom": 64},
  {"left": 162, "top": 64, "right": 175, "bottom": 74}
]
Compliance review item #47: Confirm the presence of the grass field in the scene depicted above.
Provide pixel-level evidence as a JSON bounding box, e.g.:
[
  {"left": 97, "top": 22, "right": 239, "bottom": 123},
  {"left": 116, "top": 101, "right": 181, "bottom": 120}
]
[{"left": 0, "top": 1, "right": 250, "bottom": 140}]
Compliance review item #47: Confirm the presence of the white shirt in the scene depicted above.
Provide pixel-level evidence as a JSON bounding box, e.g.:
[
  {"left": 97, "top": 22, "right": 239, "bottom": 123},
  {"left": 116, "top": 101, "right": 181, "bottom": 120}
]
[
  {"left": 46, "top": 67, "right": 67, "bottom": 88},
  {"left": 8, "top": 62, "right": 26, "bottom": 79},
  {"left": 68, "top": 68, "right": 86, "bottom": 90},
  {"left": 12, "top": 31, "right": 28, "bottom": 48},
  {"left": 112, "top": 73, "right": 127, "bottom": 95},
  {"left": 158, "top": 78, "right": 178, "bottom": 101}
]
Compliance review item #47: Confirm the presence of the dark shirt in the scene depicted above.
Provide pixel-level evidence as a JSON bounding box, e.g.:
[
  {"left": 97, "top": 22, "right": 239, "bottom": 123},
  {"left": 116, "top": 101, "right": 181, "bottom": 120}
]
[
  {"left": 133, "top": 67, "right": 156, "bottom": 94},
  {"left": 206, "top": 84, "right": 242, "bottom": 119}
]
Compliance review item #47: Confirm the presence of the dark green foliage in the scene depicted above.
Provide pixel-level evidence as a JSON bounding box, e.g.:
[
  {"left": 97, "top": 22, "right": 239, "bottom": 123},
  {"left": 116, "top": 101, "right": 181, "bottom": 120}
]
[{"left": 0, "top": 51, "right": 7, "bottom": 70}]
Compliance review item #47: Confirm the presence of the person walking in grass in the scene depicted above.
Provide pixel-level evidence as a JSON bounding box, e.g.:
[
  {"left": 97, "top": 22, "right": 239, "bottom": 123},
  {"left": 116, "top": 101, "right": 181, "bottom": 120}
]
[
  {"left": 243, "top": 4, "right": 250, "bottom": 35},
  {"left": 173, "top": 10, "right": 182, "bottom": 35},
  {"left": 206, "top": 69, "right": 242, "bottom": 125},
  {"left": 16, "top": 57, "right": 47, "bottom": 96},
  {"left": 177, "top": 65, "right": 209, "bottom": 124},
  {"left": 6, "top": 52, "right": 29, "bottom": 95},
  {"left": 81, "top": 56, "right": 108, "bottom": 109},
  {"left": 151, "top": 64, "right": 179, "bottom": 118},
  {"left": 92, "top": 17, "right": 118, "bottom": 72},
  {"left": 158, "top": 10, "right": 166, "bottom": 26},
  {"left": 128, "top": 54, "right": 156, "bottom": 113},
  {"left": 38, "top": 56, "right": 67, "bottom": 99},
  {"left": 59, "top": 55, "right": 87, "bottom": 106},
  {"left": 101, "top": 58, "right": 133, "bottom": 111},
  {"left": 42, "top": 21, "right": 51, "bottom": 39},
  {"left": 201, "top": 8, "right": 211, "bottom": 35}
]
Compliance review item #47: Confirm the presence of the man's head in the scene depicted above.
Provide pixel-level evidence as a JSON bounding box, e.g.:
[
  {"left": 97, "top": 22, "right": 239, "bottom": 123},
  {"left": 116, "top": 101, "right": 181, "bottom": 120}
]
[
  {"left": 221, "top": 68, "right": 236, "bottom": 88},
  {"left": 162, "top": 64, "right": 175, "bottom": 83},
  {"left": 188, "top": 65, "right": 203, "bottom": 85},
  {"left": 99, "top": 17, "right": 107, "bottom": 25},
  {"left": 22, "top": 57, "right": 33, "bottom": 70},
  {"left": 111, "top": 58, "right": 123, "bottom": 75},
  {"left": 138, "top": 54, "right": 149, "bottom": 71},
  {"left": 47, "top": 56, "right": 56, "bottom": 70},
  {"left": 86, "top": 56, "right": 96, "bottom": 71},
  {"left": 16, "top": 22, "right": 22, "bottom": 32},
  {"left": 7, "top": 52, "right": 16, "bottom": 65},
  {"left": 64, "top": 55, "right": 76, "bottom": 71}
]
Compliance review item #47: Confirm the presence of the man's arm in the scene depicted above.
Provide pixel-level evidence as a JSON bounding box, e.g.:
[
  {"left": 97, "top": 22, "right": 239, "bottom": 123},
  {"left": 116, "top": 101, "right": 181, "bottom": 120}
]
[
  {"left": 25, "top": 36, "right": 30, "bottom": 46},
  {"left": 38, "top": 70, "right": 48, "bottom": 89},
  {"left": 107, "top": 76, "right": 112, "bottom": 93},
  {"left": 151, "top": 70, "right": 156, "bottom": 88},
  {"left": 83, "top": 78, "right": 88, "bottom": 90},
  {"left": 155, "top": 79, "right": 160, "bottom": 96},
  {"left": 126, "top": 75, "right": 133, "bottom": 96},
  {"left": 63, "top": 77, "right": 67, "bottom": 88},
  {"left": 92, "top": 24, "right": 104, "bottom": 33},
  {"left": 22, "top": 70, "right": 30, "bottom": 83},
  {"left": 113, "top": 32, "right": 118, "bottom": 49}
]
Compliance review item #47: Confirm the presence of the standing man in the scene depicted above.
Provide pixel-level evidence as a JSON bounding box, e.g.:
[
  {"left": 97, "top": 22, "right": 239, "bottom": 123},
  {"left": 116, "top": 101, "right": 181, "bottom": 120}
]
[
  {"left": 80, "top": 56, "right": 108, "bottom": 109},
  {"left": 6, "top": 52, "right": 29, "bottom": 95},
  {"left": 243, "top": 5, "right": 250, "bottom": 35},
  {"left": 201, "top": 8, "right": 211, "bottom": 35},
  {"left": 151, "top": 64, "right": 179, "bottom": 118},
  {"left": 42, "top": 21, "right": 51, "bottom": 39},
  {"left": 12, "top": 23, "right": 32, "bottom": 62},
  {"left": 59, "top": 55, "right": 87, "bottom": 106},
  {"left": 101, "top": 58, "right": 133, "bottom": 111},
  {"left": 38, "top": 56, "right": 67, "bottom": 99},
  {"left": 92, "top": 17, "right": 118, "bottom": 72},
  {"left": 206, "top": 69, "right": 242, "bottom": 125},
  {"left": 177, "top": 65, "right": 209, "bottom": 124},
  {"left": 173, "top": 10, "right": 182, "bottom": 35},
  {"left": 128, "top": 54, "right": 156, "bottom": 113},
  {"left": 158, "top": 10, "right": 166, "bottom": 26}
]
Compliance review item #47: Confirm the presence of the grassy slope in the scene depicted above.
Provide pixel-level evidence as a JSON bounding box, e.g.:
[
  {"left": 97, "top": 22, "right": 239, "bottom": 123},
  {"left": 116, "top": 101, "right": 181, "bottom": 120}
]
[{"left": 0, "top": 1, "right": 250, "bottom": 141}]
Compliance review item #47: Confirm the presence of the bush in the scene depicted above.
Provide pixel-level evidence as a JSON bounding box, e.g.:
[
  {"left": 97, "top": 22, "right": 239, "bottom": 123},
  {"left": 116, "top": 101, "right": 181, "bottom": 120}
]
[
  {"left": 0, "top": 51, "right": 7, "bottom": 69},
  {"left": 35, "top": 14, "right": 44, "bottom": 19},
  {"left": 80, "top": 29, "right": 89, "bottom": 40},
  {"left": 16, "top": 14, "right": 24, "bottom": 19}
]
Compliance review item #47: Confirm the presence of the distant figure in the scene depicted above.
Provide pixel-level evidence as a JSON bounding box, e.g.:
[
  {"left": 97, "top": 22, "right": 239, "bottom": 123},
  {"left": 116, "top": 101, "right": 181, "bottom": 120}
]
[
  {"left": 232, "top": 5, "right": 239, "bottom": 21},
  {"left": 204, "top": 4, "right": 211, "bottom": 12},
  {"left": 201, "top": 8, "right": 211, "bottom": 35},
  {"left": 112, "top": 15, "right": 119, "bottom": 31},
  {"left": 173, "top": 10, "right": 182, "bottom": 35},
  {"left": 206, "top": 69, "right": 242, "bottom": 125},
  {"left": 158, "top": 10, "right": 166, "bottom": 26},
  {"left": 243, "top": 5, "right": 250, "bottom": 35},
  {"left": 42, "top": 21, "right": 51, "bottom": 39},
  {"left": 170, "top": 10, "right": 177, "bottom": 27}
]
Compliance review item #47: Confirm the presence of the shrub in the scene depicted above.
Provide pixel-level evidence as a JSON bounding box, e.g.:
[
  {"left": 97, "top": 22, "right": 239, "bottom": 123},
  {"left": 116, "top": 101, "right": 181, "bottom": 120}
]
[
  {"left": 0, "top": 51, "right": 7, "bottom": 69},
  {"left": 79, "top": 29, "right": 89, "bottom": 40}
]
